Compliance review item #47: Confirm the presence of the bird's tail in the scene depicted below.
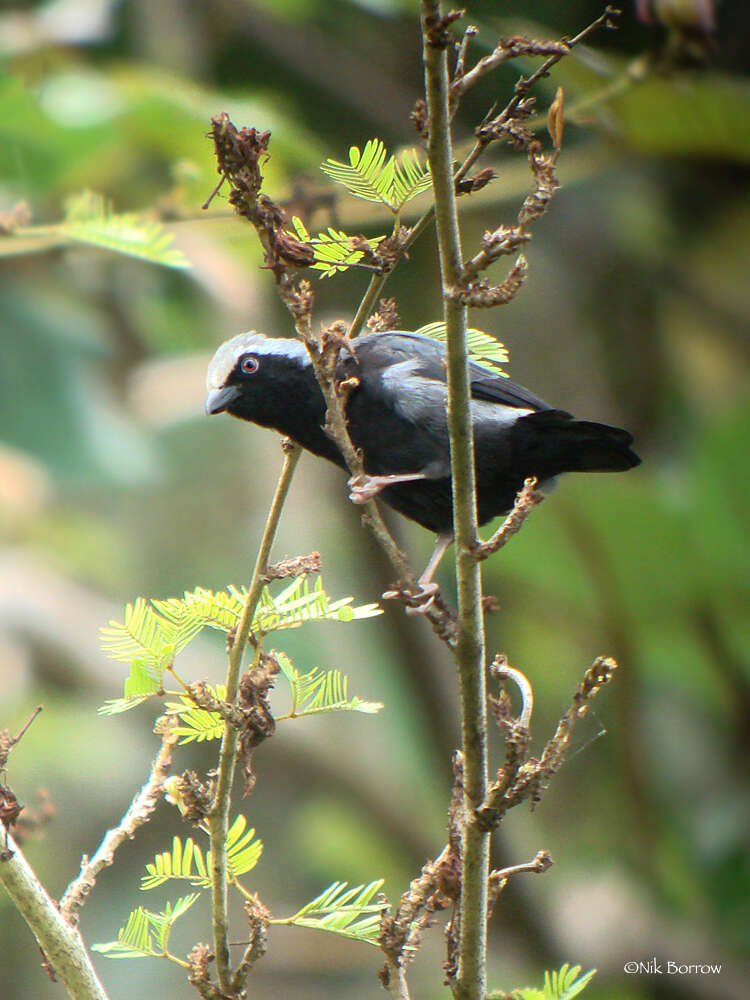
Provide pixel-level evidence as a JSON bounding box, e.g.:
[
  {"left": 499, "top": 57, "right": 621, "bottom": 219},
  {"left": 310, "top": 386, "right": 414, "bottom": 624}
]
[{"left": 512, "top": 410, "right": 641, "bottom": 476}]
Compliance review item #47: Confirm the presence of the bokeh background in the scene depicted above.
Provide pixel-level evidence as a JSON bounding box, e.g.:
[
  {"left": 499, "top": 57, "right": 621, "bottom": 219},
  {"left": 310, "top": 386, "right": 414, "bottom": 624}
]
[{"left": 1, "top": 1, "right": 749, "bottom": 998}]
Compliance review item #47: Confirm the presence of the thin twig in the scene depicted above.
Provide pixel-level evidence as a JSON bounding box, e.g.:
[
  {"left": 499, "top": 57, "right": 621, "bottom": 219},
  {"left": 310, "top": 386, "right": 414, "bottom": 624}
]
[
  {"left": 492, "top": 659, "right": 534, "bottom": 731},
  {"left": 487, "top": 850, "right": 553, "bottom": 914},
  {"left": 472, "top": 478, "right": 544, "bottom": 562},
  {"left": 59, "top": 721, "right": 179, "bottom": 928},
  {"left": 490, "top": 851, "right": 553, "bottom": 885},
  {"left": 0, "top": 706, "right": 43, "bottom": 772},
  {"left": 482, "top": 656, "right": 619, "bottom": 822},
  {"left": 499, "top": 6, "right": 621, "bottom": 123},
  {"left": 229, "top": 896, "right": 270, "bottom": 993},
  {"left": 452, "top": 37, "right": 570, "bottom": 100},
  {"left": 207, "top": 440, "right": 301, "bottom": 994},
  {"left": 381, "top": 960, "right": 412, "bottom": 1000},
  {"left": 349, "top": 273, "right": 387, "bottom": 339},
  {"left": 296, "top": 322, "right": 459, "bottom": 641}
]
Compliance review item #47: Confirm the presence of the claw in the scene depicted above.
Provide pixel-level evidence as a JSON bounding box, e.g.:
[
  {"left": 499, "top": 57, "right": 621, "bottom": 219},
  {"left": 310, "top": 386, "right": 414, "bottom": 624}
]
[
  {"left": 348, "top": 472, "right": 428, "bottom": 504},
  {"left": 405, "top": 583, "right": 439, "bottom": 615},
  {"left": 382, "top": 582, "right": 440, "bottom": 615}
]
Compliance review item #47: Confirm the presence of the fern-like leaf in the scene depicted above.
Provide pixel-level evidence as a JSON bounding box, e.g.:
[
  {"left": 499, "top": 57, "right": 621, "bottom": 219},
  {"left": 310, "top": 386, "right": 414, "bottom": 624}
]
[
  {"left": 414, "top": 321, "right": 510, "bottom": 373},
  {"left": 320, "top": 139, "right": 431, "bottom": 212},
  {"left": 544, "top": 964, "right": 597, "bottom": 1000},
  {"left": 291, "top": 217, "right": 386, "bottom": 278},
  {"left": 224, "top": 814, "right": 264, "bottom": 879},
  {"left": 141, "top": 836, "right": 208, "bottom": 890},
  {"left": 165, "top": 684, "right": 226, "bottom": 744},
  {"left": 61, "top": 191, "right": 189, "bottom": 268},
  {"left": 391, "top": 147, "right": 434, "bottom": 207},
  {"left": 489, "top": 964, "right": 597, "bottom": 1000},
  {"left": 279, "top": 654, "right": 383, "bottom": 717},
  {"left": 92, "top": 894, "right": 200, "bottom": 959},
  {"left": 180, "top": 577, "right": 381, "bottom": 636},
  {"left": 280, "top": 880, "right": 386, "bottom": 945},
  {"left": 98, "top": 660, "right": 161, "bottom": 715},
  {"left": 99, "top": 580, "right": 380, "bottom": 715},
  {"left": 100, "top": 598, "right": 173, "bottom": 671},
  {"left": 140, "top": 819, "right": 262, "bottom": 890}
]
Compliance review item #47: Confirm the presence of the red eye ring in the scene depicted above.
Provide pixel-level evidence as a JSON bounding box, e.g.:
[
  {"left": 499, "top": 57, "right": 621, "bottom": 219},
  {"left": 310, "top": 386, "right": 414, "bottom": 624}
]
[{"left": 240, "top": 355, "right": 259, "bottom": 375}]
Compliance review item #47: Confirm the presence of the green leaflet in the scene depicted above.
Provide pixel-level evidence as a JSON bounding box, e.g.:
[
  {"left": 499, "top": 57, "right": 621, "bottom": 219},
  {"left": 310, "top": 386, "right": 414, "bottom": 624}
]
[
  {"left": 414, "top": 321, "right": 510, "bottom": 373},
  {"left": 290, "top": 216, "right": 386, "bottom": 277},
  {"left": 163, "top": 657, "right": 382, "bottom": 743},
  {"left": 141, "top": 815, "right": 262, "bottom": 890},
  {"left": 0, "top": 191, "right": 190, "bottom": 267},
  {"left": 60, "top": 191, "right": 190, "bottom": 267},
  {"left": 98, "top": 577, "right": 382, "bottom": 714},
  {"left": 164, "top": 683, "right": 226, "bottom": 744},
  {"left": 92, "top": 893, "right": 200, "bottom": 959},
  {"left": 279, "top": 879, "right": 386, "bottom": 945},
  {"left": 489, "top": 964, "right": 597, "bottom": 1000},
  {"left": 320, "top": 139, "right": 432, "bottom": 212},
  {"left": 278, "top": 652, "right": 383, "bottom": 717}
]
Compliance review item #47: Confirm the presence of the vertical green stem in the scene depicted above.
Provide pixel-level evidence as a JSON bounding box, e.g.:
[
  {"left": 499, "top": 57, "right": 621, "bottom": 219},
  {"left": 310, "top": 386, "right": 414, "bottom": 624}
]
[
  {"left": 420, "top": 4, "right": 489, "bottom": 999},
  {"left": 349, "top": 274, "right": 386, "bottom": 338},
  {"left": 208, "top": 442, "right": 301, "bottom": 992}
]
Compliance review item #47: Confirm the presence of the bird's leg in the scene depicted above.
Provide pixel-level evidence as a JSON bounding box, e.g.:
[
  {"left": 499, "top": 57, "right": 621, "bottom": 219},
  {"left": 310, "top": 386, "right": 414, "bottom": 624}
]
[
  {"left": 348, "top": 471, "right": 428, "bottom": 504},
  {"left": 383, "top": 532, "right": 453, "bottom": 615}
]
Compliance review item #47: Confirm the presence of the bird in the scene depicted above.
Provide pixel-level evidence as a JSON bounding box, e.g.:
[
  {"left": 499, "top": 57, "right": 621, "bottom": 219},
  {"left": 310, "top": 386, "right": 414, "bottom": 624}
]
[{"left": 205, "top": 330, "right": 640, "bottom": 605}]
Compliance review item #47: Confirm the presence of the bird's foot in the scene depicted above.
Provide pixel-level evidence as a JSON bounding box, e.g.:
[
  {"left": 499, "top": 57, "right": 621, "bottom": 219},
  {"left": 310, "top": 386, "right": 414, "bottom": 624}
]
[
  {"left": 382, "top": 581, "right": 440, "bottom": 615},
  {"left": 348, "top": 472, "right": 427, "bottom": 504}
]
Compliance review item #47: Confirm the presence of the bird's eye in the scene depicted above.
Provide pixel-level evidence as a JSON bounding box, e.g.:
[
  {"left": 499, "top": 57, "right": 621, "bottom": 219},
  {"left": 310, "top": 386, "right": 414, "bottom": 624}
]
[{"left": 240, "top": 355, "right": 259, "bottom": 375}]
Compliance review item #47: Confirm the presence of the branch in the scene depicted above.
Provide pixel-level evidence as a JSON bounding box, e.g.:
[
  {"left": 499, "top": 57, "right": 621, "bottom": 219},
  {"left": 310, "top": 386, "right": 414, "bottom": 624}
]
[
  {"left": 379, "top": 845, "right": 452, "bottom": 971},
  {"left": 491, "top": 657, "right": 535, "bottom": 731},
  {"left": 380, "top": 960, "right": 412, "bottom": 1000},
  {"left": 421, "top": 5, "right": 489, "bottom": 999},
  {"left": 207, "top": 439, "right": 301, "bottom": 994},
  {"left": 478, "top": 656, "right": 619, "bottom": 827},
  {"left": 452, "top": 37, "right": 570, "bottom": 101},
  {"left": 0, "top": 834, "right": 109, "bottom": 1000},
  {"left": 490, "top": 850, "right": 553, "bottom": 887},
  {"left": 488, "top": 6, "right": 621, "bottom": 126},
  {"left": 229, "top": 896, "right": 270, "bottom": 993},
  {"left": 59, "top": 721, "right": 179, "bottom": 927},
  {"left": 0, "top": 706, "right": 43, "bottom": 772},
  {"left": 487, "top": 850, "right": 553, "bottom": 914},
  {"left": 472, "top": 478, "right": 544, "bottom": 561}
]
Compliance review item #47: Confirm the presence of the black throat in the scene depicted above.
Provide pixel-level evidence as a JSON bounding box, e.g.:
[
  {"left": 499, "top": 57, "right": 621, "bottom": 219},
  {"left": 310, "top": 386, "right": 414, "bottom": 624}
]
[{"left": 227, "top": 356, "right": 344, "bottom": 467}]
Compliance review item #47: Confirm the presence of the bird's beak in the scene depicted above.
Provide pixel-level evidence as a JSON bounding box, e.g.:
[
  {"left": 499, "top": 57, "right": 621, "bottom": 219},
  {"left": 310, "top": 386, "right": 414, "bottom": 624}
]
[{"left": 205, "top": 384, "right": 241, "bottom": 415}]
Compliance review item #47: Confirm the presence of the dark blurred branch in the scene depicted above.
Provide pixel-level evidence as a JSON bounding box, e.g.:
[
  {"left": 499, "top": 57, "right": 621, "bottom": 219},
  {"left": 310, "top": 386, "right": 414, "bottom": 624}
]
[
  {"left": 556, "top": 500, "right": 659, "bottom": 862},
  {"left": 217, "top": 0, "right": 417, "bottom": 135}
]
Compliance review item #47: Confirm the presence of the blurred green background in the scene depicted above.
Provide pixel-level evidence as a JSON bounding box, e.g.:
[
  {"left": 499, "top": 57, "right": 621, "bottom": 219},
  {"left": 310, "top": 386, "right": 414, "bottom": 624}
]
[{"left": 1, "top": 1, "right": 748, "bottom": 998}]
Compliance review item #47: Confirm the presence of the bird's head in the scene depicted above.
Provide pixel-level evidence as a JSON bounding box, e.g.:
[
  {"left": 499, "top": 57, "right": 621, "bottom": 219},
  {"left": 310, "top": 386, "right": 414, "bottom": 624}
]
[{"left": 205, "top": 331, "right": 312, "bottom": 424}]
